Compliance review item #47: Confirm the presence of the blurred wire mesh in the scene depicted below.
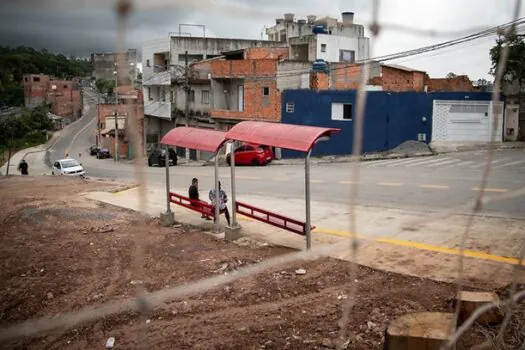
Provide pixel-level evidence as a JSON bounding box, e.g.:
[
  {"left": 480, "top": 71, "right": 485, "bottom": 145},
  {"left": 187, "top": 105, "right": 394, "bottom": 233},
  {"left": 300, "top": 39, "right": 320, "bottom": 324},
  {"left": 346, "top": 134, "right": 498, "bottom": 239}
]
[{"left": 0, "top": 0, "right": 524, "bottom": 348}]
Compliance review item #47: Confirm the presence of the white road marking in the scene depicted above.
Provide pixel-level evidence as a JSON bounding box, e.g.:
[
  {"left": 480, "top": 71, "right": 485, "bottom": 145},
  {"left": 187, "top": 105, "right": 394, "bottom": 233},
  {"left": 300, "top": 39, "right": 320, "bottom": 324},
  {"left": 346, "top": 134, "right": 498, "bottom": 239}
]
[
  {"left": 443, "top": 160, "right": 474, "bottom": 168},
  {"left": 405, "top": 157, "right": 453, "bottom": 167},
  {"left": 470, "top": 158, "right": 512, "bottom": 169},
  {"left": 386, "top": 157, "right": 433, "bottom": 167},
  {"left": 493, "top": 160, "right": 525, "bottom": 169},
  {"left": 66, "top": 116, "right": 97, "bottom": 155},
  {"left": 423, "top": 159, "right": 460, "bottom": 167}
]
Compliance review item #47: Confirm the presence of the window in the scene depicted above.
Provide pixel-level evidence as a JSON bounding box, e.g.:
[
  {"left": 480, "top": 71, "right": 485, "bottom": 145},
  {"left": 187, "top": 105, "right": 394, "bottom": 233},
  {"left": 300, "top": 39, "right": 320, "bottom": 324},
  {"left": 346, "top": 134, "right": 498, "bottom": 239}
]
[
  {"left": 146, "top": 134, "right": 159, "bottom": 144},
  {"left": 321, "top": 44, "right": 327, "bottom": 53},
  {"left": 148, "top": 87, "right": 152, "bottom": 101},
  {"left": 146, "top": 59, "right": 150, "bottom": 67},
  {"left": 161, "top": 87, "right": 166, "bottom": 102},
  {"left": 189, "top": 90, "right": 195, "bottom": 102},
  {"left": 331, "top": 102, "right": 353, "bottom": 121},
  {"left": 24, "top": 77, "right": 28, "bottom": 82},
  {"left": 202, "top": 90, "right": 210, "bottom": 104},
  {"left": 262, "top": 87, "right": 270, "bottom": 96},
  {"left": 339, "top": 50, "right": 355, "bottom": 63},
  {"left": 33, "top": 77, "right": 40, "bottom": 82},
  {"left": 286, "top": 102, "right": 295, "bottom": 113},
  {"left": 63, "top": 84, "right": 68, "bottom": 88}
]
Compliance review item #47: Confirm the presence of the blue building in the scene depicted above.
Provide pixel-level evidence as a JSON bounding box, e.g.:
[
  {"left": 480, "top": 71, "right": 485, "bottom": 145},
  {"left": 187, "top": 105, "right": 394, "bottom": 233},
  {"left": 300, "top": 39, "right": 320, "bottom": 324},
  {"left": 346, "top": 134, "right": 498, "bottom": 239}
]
[{"left": 280, "top": 90, "right": 497, "bottom": 158}]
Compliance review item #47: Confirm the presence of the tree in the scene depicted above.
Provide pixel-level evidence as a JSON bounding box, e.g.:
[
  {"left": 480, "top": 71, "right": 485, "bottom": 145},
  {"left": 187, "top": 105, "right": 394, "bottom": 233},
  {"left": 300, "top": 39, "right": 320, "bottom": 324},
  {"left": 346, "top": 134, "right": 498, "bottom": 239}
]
[
  {"left": 489, "top": 34, "right": 525, "bottom": 90},
  {"left": 95, "top": 78, "right": 115, "bottom": 94},
  {"left": 0, "top": 46, "right": 92, "bottom": 107},
  {"left": 446, "top": 72, "right": 457, "bottom": 79}
]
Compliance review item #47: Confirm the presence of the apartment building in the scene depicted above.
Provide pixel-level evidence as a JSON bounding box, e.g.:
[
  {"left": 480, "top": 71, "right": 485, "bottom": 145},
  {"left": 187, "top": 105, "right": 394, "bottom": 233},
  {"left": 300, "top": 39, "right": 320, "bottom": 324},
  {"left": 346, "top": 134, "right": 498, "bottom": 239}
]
[
  {"left": 22, "top": 74, "right": 82, "bottom": 122},
  {"left": 141, "top": 35, "right": 284, "bottom": 153},
  {"left": 91, "top": 49, "right": 139, "bottom": 85},
  {"left": 266, "top": 12, "right": 370, "bottom": 63}
]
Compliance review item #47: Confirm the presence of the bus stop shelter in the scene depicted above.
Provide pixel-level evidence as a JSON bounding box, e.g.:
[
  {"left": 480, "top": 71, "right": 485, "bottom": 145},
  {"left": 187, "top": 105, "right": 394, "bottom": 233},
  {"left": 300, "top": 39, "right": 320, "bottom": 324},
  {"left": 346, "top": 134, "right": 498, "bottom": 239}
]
[
  {"left": 225, "top": 121, "right": 340, "bottom": 249},
  {"left": 160, "top": 121, "right": 340, "bottom": 250},
  {"left": 160, "top": 127, "right": 227, "bottom": 232}
]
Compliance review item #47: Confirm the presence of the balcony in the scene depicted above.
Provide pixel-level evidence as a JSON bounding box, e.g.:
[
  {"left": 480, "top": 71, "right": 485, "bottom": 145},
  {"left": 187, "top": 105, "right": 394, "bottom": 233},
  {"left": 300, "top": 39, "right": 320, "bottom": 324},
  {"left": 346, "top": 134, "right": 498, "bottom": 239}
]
[
  {"left": 210, "top": 109, "right": 249, "bottom": 120},
  {"left": 145, "top": 101, "right": 171, "bottom": 120},
  {"left": 142, "top": 71, "right": 171, "bottom": 86},
  {"left": 210, "top": 60, "right": 277, "bottom": 78}
]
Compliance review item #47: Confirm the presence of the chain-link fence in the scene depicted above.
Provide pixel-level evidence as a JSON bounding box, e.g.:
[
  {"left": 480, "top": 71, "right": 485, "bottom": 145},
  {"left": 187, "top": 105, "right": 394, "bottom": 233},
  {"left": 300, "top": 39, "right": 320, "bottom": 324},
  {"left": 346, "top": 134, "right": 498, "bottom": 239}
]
[{"left": 1, "top": 0, "right": 524, "bottom": 349}]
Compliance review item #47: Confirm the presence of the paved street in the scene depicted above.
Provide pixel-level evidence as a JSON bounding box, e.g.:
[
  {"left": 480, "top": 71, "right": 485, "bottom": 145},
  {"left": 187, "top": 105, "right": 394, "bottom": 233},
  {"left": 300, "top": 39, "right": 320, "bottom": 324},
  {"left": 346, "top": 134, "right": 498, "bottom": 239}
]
[
  {"left": 45, "top": 93, "right": 525, "bottom": 220},
  {"left": 45, "top": 89, "right": 100, "bottom": 167}
]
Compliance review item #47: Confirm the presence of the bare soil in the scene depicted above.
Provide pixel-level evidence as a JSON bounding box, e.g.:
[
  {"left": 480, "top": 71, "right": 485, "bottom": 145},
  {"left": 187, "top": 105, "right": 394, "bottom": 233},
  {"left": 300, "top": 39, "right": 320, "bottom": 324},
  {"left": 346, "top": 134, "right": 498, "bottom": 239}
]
[{"left": 0, "top": 176, "right": 522, "bottom": 349}]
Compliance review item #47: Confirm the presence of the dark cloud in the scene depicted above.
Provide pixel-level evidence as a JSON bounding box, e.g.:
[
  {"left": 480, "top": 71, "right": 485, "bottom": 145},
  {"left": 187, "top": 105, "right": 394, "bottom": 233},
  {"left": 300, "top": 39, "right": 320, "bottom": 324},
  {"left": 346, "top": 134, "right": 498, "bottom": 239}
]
[{"left": 0, "top": 1, "right": 192, "bottom": 58}]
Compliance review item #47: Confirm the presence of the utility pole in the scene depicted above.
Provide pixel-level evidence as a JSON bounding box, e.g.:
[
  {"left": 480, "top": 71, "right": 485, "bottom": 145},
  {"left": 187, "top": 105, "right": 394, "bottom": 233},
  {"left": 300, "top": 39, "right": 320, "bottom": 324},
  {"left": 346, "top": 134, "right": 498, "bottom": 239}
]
[
  {"left": 114, "top": 63, "right": 119, "bottom": 162},
  {"left": 184, "top": 50, "right": 190, "bottom": 161},
  {"left": 96, "top": 95, "right": 101, "bottom": 147}
]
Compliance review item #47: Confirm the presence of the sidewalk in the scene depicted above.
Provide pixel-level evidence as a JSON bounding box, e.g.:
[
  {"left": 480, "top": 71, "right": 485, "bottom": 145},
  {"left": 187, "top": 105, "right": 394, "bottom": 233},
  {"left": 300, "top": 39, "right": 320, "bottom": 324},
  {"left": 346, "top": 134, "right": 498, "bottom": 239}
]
[
  {"left": 84, "top": 184, "right": 524, "bottom": 288},
  {"left": 0, "top": 145, "right": 51, "bottom": 176},
  {"left": 429, "top": 141, "right": 525, "bottom": 153},
  {"left": 0, "top": 131, "right": 62, "bottom": 176}
]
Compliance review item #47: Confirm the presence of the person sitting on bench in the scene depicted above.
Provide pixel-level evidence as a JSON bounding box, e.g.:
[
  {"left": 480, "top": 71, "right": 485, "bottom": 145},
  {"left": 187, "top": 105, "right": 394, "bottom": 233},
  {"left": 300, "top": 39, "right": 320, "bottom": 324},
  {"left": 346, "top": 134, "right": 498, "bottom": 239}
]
[
  {"left": 189, "top": 177, "right": 210, "bottom": 220},
  {"left": 209, "top": 181, "right": 231, "bottom": 226}
]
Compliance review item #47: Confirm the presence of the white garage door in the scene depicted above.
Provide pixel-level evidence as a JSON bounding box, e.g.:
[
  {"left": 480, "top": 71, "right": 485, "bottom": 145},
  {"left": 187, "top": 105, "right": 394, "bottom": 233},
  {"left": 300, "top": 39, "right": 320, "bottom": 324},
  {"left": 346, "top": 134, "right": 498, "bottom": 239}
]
[{"left": 432, "top": 100, "right": 503, "bottom": 142}]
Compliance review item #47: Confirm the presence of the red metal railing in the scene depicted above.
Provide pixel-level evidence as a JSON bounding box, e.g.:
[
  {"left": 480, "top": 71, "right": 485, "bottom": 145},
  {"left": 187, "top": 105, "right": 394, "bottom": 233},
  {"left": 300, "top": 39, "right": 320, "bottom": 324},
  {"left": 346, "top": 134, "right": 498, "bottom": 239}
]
[
  {"left": 169, "top": 192, "right": 215, "bottom": 217},
  {"left": 235, "top": 200, "right": 314, "bottom": 236}
]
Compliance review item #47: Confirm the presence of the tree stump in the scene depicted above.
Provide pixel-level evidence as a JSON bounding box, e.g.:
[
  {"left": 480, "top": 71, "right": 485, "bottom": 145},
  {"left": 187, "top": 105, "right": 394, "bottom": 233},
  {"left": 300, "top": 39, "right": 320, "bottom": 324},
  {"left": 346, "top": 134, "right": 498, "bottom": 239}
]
[
  {"left": 456, "top": 291, "right": 504, "bottom": 326},
  {"left": 384, "top": 312, "right": 455, "bottom": 350}
]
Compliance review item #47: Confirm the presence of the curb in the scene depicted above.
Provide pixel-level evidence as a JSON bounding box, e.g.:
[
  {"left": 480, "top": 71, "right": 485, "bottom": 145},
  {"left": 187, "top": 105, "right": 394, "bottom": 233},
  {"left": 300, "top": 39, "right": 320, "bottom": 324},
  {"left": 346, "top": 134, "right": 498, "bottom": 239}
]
[
  {"left": 270, "top": 152, "right": 435, "bottom": 166},
  {"left": 109, "top": 183, "right": 140, "bottom": 193}
]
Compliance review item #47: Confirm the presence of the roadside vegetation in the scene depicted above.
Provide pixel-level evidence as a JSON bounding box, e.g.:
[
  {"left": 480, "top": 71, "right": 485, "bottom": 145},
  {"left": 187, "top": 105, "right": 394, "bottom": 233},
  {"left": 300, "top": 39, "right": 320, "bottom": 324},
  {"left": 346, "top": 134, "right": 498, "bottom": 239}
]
[
  {"left": 0, "top": 104, "right": 53, "bottom": 167},
  {"left": 0, "top": 46, "right": 91, "bottom": 107}
]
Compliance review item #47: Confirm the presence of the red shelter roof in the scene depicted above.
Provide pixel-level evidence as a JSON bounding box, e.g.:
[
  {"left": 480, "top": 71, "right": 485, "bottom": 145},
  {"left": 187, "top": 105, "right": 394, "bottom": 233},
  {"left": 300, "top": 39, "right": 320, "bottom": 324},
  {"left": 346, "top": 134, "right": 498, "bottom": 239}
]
[
  {"left": 226, "top": 121, "right": 341, "bottom": 152},
  {"left": 161, "top": 127, "right": 227, "bottom": 153}
]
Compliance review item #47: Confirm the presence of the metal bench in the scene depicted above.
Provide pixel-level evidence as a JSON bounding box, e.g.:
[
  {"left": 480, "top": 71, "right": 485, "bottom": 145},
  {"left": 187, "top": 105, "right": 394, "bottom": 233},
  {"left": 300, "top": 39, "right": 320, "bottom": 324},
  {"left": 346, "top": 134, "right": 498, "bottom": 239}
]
[
  {"left": 169, "top": 192, "right": 215, "bottom": 218},
  {"left": 235, "top": 200, "right": 315, "bottom": 236}
]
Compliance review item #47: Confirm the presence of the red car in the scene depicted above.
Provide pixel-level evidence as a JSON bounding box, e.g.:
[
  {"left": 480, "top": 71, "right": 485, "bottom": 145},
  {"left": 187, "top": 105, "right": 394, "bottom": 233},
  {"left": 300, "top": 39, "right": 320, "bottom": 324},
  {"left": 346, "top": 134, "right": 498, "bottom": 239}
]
[{"left": 226, "top": 143, "right": 273, "bottom": 166}]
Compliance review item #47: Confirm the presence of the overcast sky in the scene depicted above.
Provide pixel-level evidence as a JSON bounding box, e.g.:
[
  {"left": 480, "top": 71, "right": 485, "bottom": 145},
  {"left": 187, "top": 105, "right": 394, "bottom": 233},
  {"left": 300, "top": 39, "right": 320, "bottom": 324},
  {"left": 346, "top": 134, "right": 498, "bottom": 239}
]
[{"left": 0, "top": 0, "right": 523, "bottom": 80}]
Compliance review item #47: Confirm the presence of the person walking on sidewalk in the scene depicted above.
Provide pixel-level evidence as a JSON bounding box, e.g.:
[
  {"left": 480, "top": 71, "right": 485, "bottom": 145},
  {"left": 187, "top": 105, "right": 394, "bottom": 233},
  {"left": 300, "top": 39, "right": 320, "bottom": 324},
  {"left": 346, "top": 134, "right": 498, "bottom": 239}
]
[
  {"left": 189, "top": 178, "right": 211, "bottom": 220},
  {"left": 209, "top": 181, "right": 231, "bottom": 226},
  {"left": 18, "top": 159, "right": 29, "bottom": 175}
]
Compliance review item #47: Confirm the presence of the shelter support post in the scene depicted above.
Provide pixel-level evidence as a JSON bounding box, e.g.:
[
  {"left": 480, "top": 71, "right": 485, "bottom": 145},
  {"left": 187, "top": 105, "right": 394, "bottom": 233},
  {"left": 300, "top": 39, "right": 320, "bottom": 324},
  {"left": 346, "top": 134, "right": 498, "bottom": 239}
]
[
  {"left": 225, "top": 141, "right": 241, "bottom": 241},
  {"left": 230, "top": 141, "right": 237, "bottom": 227},
  {"left": 160, "top": 144, "right": 174, "bottom": 227},
  {"left": 214, "top": 151, "right": 220, "bottom": 233},
  {"left": 305, "top": 149, "right": 312, "bottom": 250}
]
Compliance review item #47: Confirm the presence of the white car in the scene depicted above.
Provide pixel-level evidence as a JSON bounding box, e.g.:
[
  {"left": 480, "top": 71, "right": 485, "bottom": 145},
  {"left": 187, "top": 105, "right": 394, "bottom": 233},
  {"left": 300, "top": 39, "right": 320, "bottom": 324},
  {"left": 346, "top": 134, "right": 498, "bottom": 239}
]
[{"left": 52, "top": 158, "right": 86, "bottom": 177}]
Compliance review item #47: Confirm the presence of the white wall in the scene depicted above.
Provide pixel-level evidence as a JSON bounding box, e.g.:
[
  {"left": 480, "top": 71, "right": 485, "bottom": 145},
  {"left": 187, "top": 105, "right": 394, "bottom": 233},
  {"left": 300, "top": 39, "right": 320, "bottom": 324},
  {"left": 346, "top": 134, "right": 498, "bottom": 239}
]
[
  {"left": 315, "top": 34, "right": 360, "bottom": 63},
  {"left": 141, "top": 37, "right": 169, "bottom": 85},
  {"left": 277, "top": 61, "right": 311, "bottom": 90},
  {"left": 432, "top": 100, "right": 504, "bottom": 142}
]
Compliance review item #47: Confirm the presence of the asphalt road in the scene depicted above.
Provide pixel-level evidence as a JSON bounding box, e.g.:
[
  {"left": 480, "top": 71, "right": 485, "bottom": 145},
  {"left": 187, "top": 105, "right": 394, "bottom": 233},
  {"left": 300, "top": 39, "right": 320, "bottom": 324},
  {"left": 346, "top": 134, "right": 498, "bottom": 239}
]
[
  {"left": 50, "top": 92, "right": 525, "bottom": 219},
  {"left": 46, "top": 89, "right": 100, "bottom": 167}
]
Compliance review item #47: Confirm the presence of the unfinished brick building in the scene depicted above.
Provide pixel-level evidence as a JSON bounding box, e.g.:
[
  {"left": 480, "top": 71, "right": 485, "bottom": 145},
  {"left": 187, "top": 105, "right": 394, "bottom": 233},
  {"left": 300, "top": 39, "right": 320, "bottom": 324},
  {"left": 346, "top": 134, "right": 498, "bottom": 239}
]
[
  {"left": 209, "top": 47, "right": 289, "bottom": 130},
  {"left": 96, "top": 89, "right": 145, "bottom": 159},
  {"left": 22, "top": 74, "right": 82, "bottom": 121}
]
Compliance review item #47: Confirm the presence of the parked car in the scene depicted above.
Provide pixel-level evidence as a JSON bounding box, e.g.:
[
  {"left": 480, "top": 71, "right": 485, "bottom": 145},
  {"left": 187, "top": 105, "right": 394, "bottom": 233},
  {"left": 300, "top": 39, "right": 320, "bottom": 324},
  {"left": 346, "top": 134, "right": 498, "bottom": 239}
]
[
  {"left": 89, "top": 145, "right": 100, "bottom": 156},
  {"left": 226, "top": 143, "right": 273, "bottom": 166},
  {"left": 96, "top": 148, "right": 111, "bottom": 159},
  {"left": 52, "top": 158, "right": 85, "bottom": 177},
  {"left": 148, "top": 148, "right": 177, "bottom": 167}
]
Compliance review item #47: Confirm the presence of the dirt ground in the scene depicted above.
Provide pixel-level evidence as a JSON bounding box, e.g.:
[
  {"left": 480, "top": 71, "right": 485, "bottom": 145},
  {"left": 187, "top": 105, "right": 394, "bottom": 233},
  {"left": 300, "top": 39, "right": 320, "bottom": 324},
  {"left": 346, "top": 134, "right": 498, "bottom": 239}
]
[{"left": 0, "top": 176, "right": 523, "bottom": 350}]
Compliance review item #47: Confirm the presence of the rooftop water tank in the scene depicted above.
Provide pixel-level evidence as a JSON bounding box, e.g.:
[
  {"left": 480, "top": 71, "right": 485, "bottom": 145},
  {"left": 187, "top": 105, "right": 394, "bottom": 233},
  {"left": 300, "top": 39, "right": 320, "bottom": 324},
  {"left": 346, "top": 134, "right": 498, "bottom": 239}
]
[
  {"left": 312, "top": 25, "right": 329, "bottom": 34},
  {"left": 312, "top": 59, "right": 329, "bottom": 73}
]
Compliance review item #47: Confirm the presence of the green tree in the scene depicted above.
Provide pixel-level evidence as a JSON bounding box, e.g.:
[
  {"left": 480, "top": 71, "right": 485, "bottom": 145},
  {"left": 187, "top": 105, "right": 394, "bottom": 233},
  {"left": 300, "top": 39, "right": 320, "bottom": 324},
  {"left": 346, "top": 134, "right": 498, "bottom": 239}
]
[
  {"left": 0, "top": 46, "right": 92, "bottom": 107},
  {"left": 95, "top": 78, "right": 115, "bottom": 94},
  {"left": 489, "top": 34, "right": 525, "bottom": 90},
  {"left": 446, "top": 72, "right": 457, "bottom": 79}
]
